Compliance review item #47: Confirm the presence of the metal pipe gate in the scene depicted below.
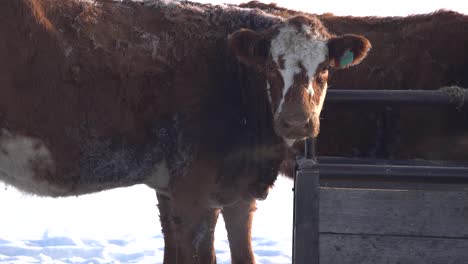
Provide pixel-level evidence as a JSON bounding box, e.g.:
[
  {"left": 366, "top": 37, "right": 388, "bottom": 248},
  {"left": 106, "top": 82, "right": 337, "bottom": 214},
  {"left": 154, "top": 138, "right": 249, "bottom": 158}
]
[{"left": 292, "top": 89, "right": 468, "bottom": 264}]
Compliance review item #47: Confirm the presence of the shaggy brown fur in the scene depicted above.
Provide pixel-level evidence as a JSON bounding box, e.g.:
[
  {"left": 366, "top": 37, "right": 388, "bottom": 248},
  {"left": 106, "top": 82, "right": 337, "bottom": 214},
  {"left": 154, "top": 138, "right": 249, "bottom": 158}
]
[{"left": 0, "top": 1, "right": 370, "bottom": 263}]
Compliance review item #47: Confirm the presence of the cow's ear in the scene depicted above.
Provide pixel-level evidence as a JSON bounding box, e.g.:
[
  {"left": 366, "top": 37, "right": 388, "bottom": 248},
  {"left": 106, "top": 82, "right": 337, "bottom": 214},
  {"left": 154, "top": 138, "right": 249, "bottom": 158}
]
[
  {"left": 327, "top": 34, "right": 371, "bottom": 69},
  {"left": 229, "top": 29, "right": 270, "bottom": 65}
]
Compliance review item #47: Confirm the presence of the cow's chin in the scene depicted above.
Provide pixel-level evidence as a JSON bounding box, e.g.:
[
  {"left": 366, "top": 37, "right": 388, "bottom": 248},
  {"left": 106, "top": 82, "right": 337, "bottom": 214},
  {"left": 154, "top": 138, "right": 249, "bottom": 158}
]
[
  {"left": 274, "top": 128, "right": 314, "bottom": 142},
  {"left": 277, "top": 127, "right": 320, "bottom": 147},
  {"left": 274, "top": 122, "right": 319, "bottom": 143},
  {"left": 273, "top": 112, "right": 320, "bottom": 141},
  {"left": 283, "top": 138, "right": 296, "bottom": 147}
]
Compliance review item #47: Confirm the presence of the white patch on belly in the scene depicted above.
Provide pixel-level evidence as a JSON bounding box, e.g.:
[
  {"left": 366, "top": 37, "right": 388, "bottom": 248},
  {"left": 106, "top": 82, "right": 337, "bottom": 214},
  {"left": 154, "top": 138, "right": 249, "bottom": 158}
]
[
  {"left": 0, "top": 129, "right": 57, "bottom": 195},
  {"left": 145, "top": 159, "right": 171, "bottom": 195}
]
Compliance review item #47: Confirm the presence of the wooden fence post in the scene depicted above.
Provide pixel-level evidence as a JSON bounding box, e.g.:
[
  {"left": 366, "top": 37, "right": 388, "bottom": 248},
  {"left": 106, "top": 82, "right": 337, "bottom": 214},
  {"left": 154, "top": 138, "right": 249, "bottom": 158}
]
[{"left": 293, "top": 157, "right": 320, "bottom": 264}]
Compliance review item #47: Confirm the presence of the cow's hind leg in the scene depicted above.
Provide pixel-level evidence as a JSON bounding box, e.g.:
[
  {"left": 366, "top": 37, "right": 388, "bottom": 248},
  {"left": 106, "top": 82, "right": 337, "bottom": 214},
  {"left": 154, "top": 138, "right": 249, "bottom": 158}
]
[
  {"left": 157, "top": 192, "right": 219, "bottom": 264},
  {"left": 222, "top": 199, "right": 256, "bottom": 264}
]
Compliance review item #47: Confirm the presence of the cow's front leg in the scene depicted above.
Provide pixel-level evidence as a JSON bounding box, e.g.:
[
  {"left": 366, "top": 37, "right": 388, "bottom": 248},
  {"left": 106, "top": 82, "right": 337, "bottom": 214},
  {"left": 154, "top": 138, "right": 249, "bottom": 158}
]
[
  {"left": 173, "top": 205, "right": 220, "bottom": 264},
  {"left": 222, "top": 199, "right": 257, "bottom": 264},
  {"left": 157, "top": 192, "right": 219, "bottom": 264},
  {"left": 157, "top": 192, "right": 178, "bottom": 263}
]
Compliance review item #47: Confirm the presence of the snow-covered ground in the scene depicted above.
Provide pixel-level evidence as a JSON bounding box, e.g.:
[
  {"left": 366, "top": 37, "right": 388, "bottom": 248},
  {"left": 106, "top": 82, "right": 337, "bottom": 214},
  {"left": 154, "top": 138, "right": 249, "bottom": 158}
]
[{"left": 0, "top": 177, "right": 294, "bottom": 264}]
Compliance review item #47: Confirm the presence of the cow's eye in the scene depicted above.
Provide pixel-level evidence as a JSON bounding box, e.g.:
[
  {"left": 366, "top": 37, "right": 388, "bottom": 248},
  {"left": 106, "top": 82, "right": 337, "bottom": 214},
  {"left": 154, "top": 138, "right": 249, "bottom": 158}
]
[
  {"left": 316, "top": 76, "right": 324, "bottom": 86},
  {"left": 316, "top": 70, "right": 328, "bottom": 88}
]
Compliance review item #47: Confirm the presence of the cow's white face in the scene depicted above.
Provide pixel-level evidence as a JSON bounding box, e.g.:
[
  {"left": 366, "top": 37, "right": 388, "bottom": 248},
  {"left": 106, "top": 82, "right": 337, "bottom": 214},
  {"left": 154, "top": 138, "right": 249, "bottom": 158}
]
[
  {"left": 268, "top": 22, "right": 329, "bottom": 142},
  {"left": 229, "top": 16, "right": 371, "bottom": 143},
  {"left": 270, "top": 24, "right": 328, "bottom": 115}
]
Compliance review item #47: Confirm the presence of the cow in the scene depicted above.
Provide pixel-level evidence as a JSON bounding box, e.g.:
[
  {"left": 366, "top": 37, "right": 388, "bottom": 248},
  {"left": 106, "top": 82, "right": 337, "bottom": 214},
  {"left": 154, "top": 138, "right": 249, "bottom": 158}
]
[
  {"left": 240, "top": 1, "right": 468, "bottom": 169},
  {"left": 0, "top": 0, "right": 370, "bottom": 263},
  {"left": 214, "top": 1, "right": 467, "bottom": 262}
]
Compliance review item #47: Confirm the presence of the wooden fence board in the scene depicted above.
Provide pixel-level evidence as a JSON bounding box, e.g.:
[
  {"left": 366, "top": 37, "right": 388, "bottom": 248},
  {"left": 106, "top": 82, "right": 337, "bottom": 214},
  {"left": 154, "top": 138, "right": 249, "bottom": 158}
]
[
  {"left": 320, "top": 233, "right": 468, "bottom": 264},
  {"left": 319, "top": 188, "right": 468, "bottom": 238}
]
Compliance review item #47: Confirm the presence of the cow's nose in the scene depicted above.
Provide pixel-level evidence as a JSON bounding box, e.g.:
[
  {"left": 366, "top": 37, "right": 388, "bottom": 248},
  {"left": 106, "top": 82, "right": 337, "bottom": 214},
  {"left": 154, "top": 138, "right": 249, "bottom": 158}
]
[{"left": 282, "top": 118, "right": 311, "bottom": 129}]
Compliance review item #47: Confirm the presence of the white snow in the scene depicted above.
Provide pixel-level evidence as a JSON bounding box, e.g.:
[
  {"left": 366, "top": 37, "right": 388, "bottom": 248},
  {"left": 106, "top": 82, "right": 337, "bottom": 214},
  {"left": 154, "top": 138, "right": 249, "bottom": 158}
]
[{"left": 0, "top": 177, "right": 294, "bottom": 263}]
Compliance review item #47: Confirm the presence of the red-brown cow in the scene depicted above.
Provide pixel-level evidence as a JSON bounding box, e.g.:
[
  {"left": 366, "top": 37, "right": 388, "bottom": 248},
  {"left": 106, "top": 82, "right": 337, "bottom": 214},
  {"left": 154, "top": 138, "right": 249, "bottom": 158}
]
[
  {"left": 220, "top": 1, "right": 467, "bottom": 262},
  {"left": 0, "top": 0, "right": 370, "bottom": 263}
]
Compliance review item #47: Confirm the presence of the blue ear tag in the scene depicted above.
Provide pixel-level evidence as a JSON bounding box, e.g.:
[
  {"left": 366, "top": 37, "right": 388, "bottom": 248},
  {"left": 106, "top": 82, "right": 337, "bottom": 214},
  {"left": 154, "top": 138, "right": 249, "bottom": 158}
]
[{"left": 340, "top": 50, "right": 354, "bottom": 68}]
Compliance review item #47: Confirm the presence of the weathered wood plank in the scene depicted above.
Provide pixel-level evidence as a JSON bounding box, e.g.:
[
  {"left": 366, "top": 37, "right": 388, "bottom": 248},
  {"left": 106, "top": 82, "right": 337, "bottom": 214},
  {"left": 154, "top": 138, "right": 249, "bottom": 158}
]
[
  {"left": 320, "top": 233, "right": 468, "bottom": 264},
  {"left": 294, "top": 169, "right": 320, "bottom": 264},
  {"left": 319, "top": 188, "right": 468, "bottom": 238}
]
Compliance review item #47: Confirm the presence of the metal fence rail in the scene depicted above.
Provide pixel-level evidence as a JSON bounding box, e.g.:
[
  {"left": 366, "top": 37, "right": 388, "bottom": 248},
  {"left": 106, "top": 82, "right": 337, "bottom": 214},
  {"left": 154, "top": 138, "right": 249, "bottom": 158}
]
[
  {"left": 293, "top": 89, "right": 468, "bottom": 264},
  {"left": 326, "top": 89, "right": 467, "bottom": 105},
  {"left": 318, "top": 162, "right": 468, "bottom": 182}
]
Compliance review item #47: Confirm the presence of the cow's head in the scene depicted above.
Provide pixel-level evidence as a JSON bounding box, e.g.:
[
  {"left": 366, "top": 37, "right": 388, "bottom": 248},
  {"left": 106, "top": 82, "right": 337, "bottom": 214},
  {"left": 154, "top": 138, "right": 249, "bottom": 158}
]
[{"left": 229, "top": 16, "right": 371, "bottom": 143}]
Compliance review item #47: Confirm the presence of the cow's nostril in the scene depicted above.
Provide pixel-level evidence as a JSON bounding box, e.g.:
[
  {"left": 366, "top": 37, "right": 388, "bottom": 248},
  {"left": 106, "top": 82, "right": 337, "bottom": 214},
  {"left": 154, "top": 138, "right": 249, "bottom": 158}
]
[{"left": 282, "top": 118, "right": 310, "bottom": 130}]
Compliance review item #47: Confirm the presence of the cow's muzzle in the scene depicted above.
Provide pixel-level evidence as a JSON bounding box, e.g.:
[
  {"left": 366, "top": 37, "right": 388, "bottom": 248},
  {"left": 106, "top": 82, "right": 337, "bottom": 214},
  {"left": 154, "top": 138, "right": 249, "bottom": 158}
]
[{"left": 275, "top": 113, "right": 319, "bottom": 139}]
